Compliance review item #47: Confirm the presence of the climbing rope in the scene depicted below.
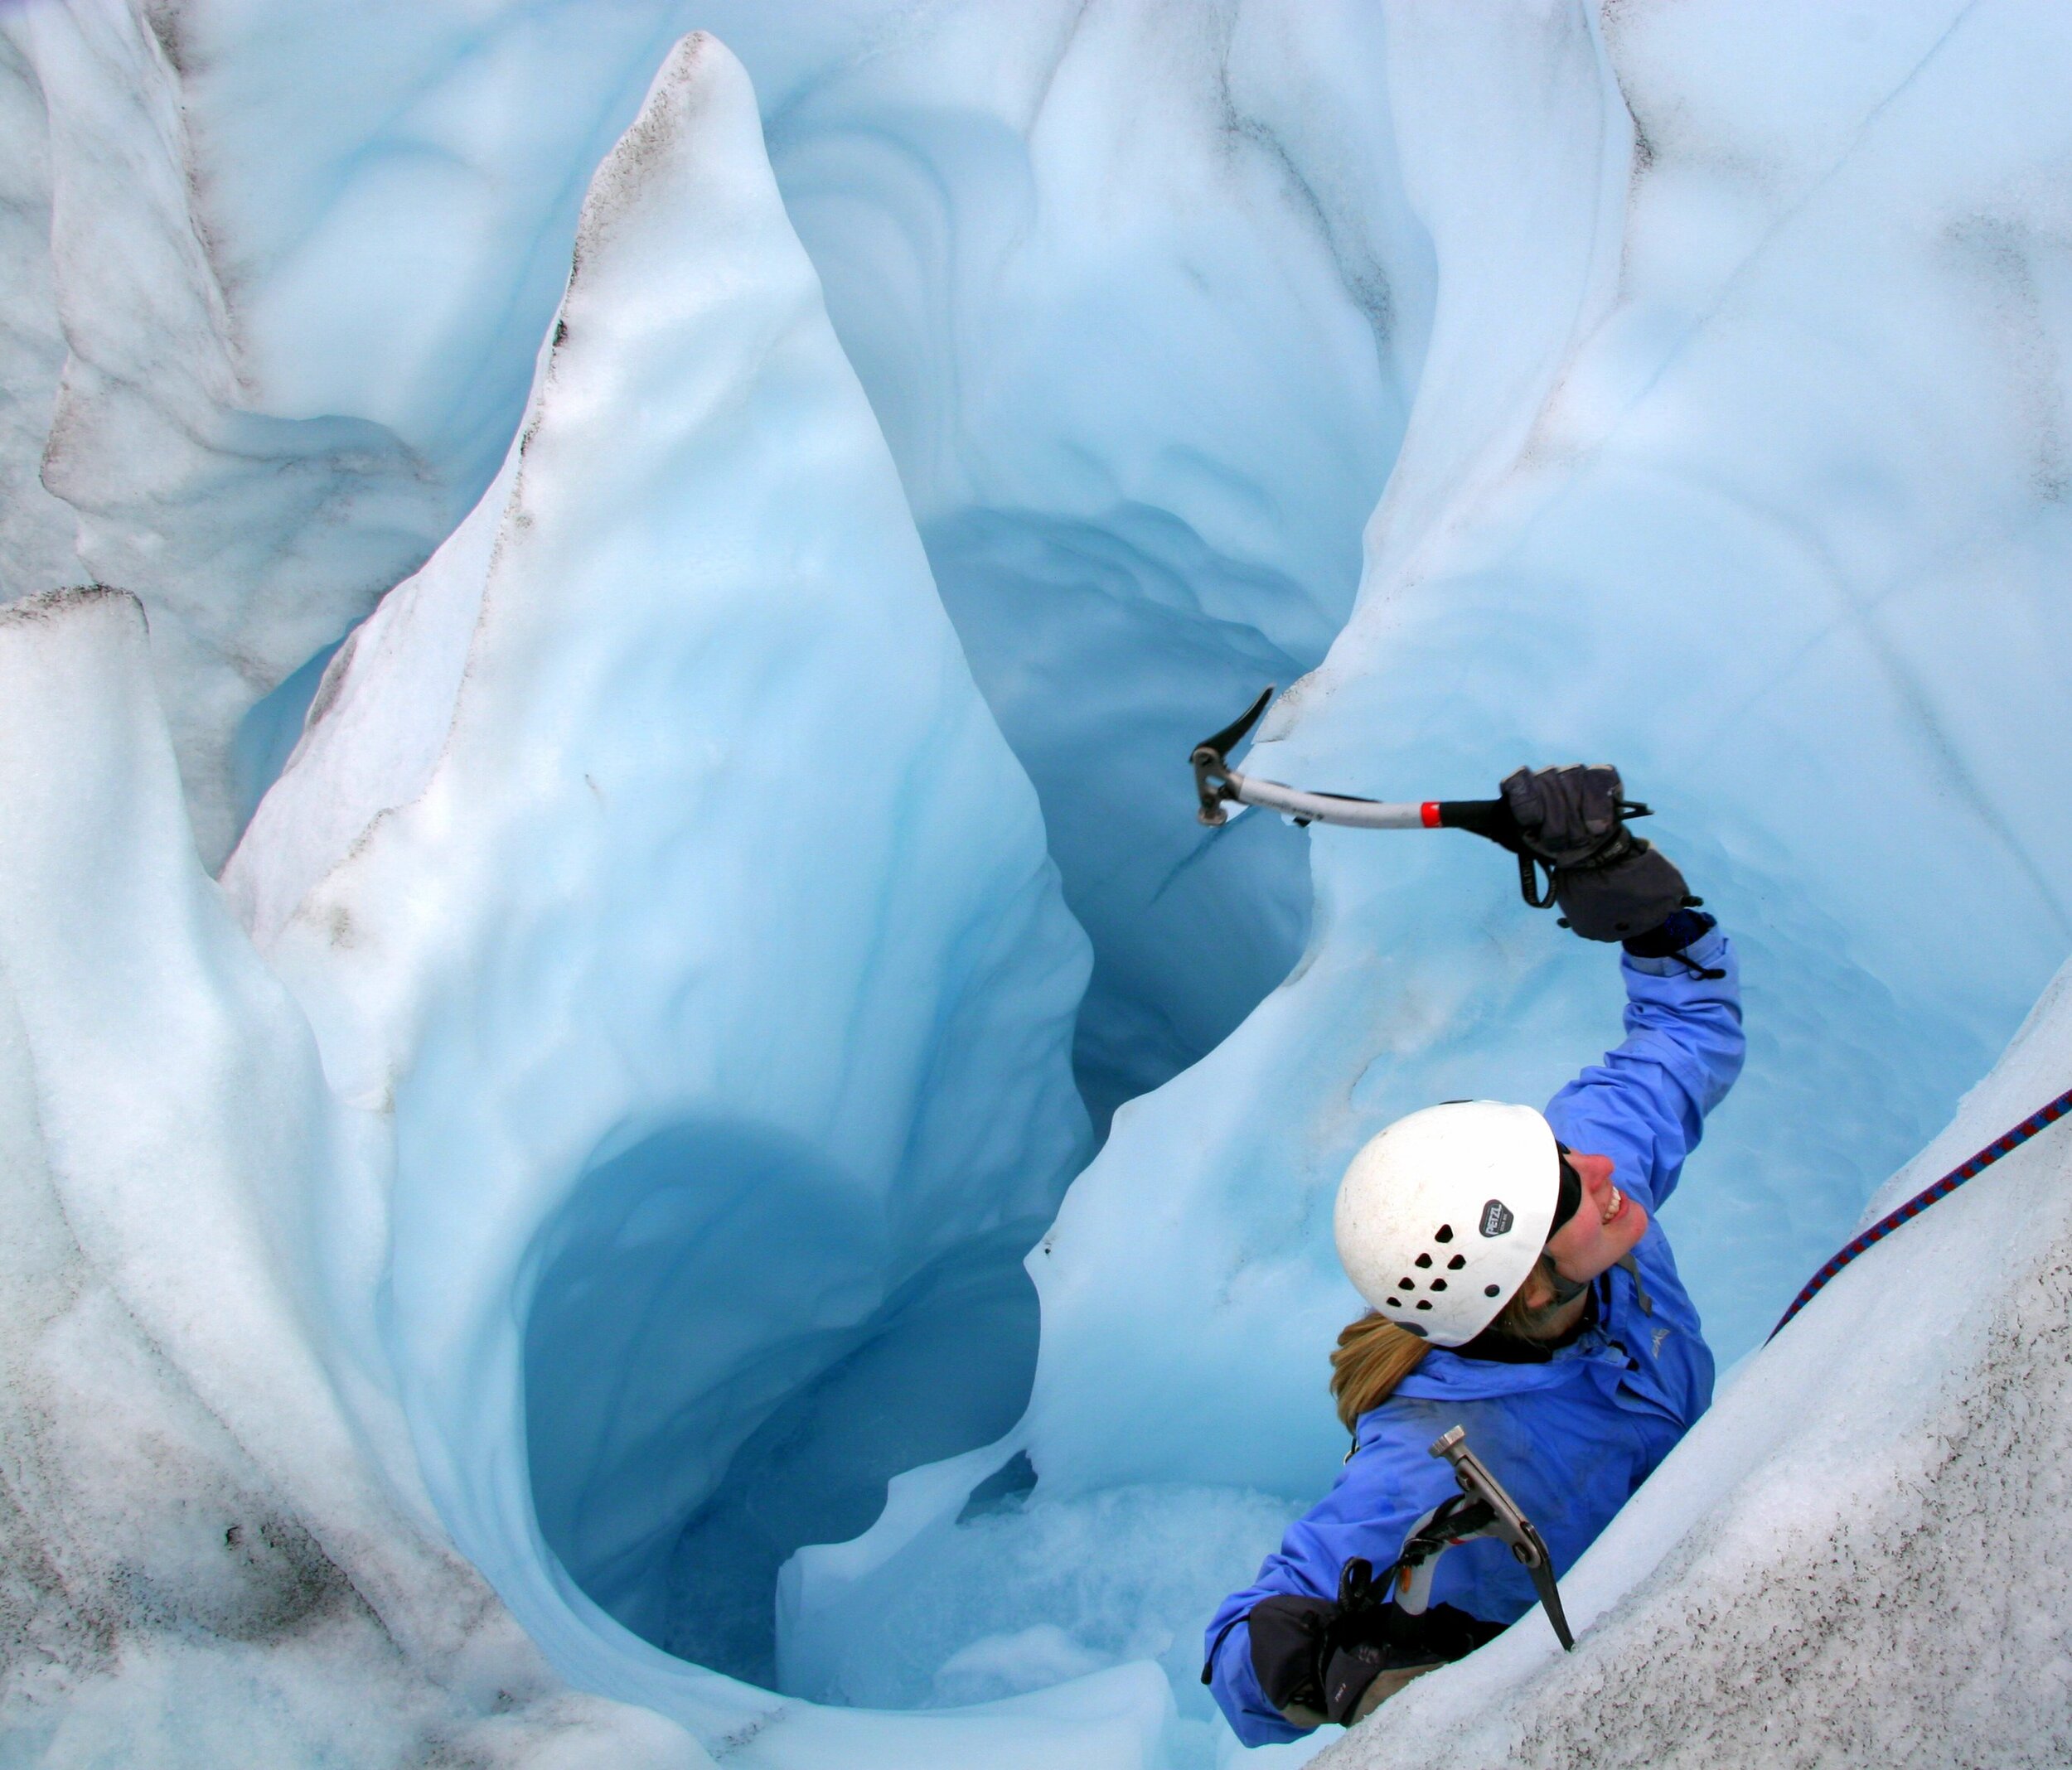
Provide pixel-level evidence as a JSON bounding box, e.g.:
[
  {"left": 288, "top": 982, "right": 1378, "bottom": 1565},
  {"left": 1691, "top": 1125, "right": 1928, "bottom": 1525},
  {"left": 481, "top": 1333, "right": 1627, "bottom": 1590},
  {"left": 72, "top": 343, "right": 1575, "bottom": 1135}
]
[{"left": 1769, "top": 1085, "right": 2072, "bottom": 1341}]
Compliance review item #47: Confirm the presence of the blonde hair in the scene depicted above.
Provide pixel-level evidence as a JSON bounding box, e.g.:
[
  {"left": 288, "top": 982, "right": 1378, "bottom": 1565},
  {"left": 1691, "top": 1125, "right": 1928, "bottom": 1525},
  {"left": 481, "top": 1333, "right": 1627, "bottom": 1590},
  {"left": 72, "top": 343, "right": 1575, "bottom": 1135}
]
[
  {"left": 1330, "top": 1263, "right": 1571, "bottom": 1430},
  {"left": 1329, "top": 1313, "right": 1431, "bottom": 1429}
]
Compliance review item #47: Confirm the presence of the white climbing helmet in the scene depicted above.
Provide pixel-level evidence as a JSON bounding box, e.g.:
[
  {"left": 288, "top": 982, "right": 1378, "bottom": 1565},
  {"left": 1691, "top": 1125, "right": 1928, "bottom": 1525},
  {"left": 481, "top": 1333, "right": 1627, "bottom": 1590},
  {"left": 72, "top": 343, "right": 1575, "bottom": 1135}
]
[{"left": 1334, "top": 1100, "right": 1561, "bottom": 1346}]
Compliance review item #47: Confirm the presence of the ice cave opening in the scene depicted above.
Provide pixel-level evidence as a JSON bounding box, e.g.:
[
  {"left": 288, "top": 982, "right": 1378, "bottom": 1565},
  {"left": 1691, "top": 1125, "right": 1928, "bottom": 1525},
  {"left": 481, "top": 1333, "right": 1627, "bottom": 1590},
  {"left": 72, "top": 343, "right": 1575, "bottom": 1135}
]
[
  {"left": 513, "top": 495, "right": 1368, "bottom": 1692},
  {"left": 922, "top": 506, "right": 1319, "bottom": 1139},
  {"left": 522, "top": 1121, "right": 1051, "bottom": 1686}
]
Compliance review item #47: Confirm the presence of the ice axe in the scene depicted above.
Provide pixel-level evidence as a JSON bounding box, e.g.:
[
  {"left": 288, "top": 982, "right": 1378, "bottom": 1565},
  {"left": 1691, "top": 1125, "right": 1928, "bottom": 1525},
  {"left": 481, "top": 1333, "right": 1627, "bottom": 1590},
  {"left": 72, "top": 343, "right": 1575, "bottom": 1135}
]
[
  {"left": 1317, "top": 1424, "right": 1574, "bottom": 1723},
  {"left": 1396, "top": 1425, "right": 1576, "bottom": 1652},
  {"left": 1189, "top": 685, "right": 1653, "bottom": 911},
  {"left": 1343, "top": 1425, "right": 1575, "bottom": 1661}
]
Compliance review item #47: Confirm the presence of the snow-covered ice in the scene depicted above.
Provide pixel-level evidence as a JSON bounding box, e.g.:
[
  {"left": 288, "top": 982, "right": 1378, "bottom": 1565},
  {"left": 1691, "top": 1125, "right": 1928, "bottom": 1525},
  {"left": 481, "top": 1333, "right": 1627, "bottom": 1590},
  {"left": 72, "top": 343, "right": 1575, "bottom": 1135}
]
[
  {"left": 3, "top": 1, "right": 2072, "bottom": 1767},
  {"left": 0, "top": 586, "right": 699, "bottom": 1766},
  {"left": 0, "top": 31, "right": 73, "bottom": 607},
  {"left": 7, "top": 1, "right": 458, "bottom": 866}
]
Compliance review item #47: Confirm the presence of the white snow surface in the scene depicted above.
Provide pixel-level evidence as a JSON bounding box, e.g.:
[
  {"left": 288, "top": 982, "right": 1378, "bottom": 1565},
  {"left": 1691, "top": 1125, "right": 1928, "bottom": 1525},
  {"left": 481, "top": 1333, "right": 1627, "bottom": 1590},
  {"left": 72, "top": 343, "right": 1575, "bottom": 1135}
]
[{"left": 2, "top": 2, "right": 2072, "bottom": 1768}]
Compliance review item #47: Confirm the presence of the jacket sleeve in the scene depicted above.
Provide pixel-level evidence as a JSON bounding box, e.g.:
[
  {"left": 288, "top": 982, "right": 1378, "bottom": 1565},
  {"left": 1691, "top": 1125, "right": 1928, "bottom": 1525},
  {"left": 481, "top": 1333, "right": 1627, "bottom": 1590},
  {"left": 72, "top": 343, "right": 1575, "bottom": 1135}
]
[
  {"left": 1544, "top": 925, "right": 1744, "bottom": 1211},
  {"left": 1204, "top": 1614, "right": 1310, "bottom": 1748}
]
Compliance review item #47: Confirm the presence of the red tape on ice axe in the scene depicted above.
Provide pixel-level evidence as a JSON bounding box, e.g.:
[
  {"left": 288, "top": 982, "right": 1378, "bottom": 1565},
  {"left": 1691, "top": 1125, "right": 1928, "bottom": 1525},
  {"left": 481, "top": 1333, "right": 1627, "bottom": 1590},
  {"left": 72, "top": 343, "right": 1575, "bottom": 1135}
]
[{"left": 1769, "top": 1085, "right": 2072, "bottom": 1341}]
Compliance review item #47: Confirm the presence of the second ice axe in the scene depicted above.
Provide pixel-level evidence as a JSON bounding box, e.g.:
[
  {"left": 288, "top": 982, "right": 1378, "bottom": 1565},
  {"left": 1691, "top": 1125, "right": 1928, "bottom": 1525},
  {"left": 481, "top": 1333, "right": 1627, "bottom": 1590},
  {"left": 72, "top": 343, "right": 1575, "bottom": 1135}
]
[
  {"left": 1403, "top": 1424, "right": 1576, "bottom": 1652},
  {"left": 1320, "top": 1423, "right": 1576, "bottom": 1722},
  {"left": 1188, "top": 685, "right": 1652, "bottom": 911}
]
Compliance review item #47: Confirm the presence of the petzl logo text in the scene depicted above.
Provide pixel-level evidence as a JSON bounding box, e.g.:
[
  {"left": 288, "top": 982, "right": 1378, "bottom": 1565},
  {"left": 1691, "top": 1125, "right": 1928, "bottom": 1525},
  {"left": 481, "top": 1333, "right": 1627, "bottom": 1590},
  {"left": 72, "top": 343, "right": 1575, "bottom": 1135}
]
[{"left": 1479, "top": 1199, "right": 1514, "bottom": 1237}]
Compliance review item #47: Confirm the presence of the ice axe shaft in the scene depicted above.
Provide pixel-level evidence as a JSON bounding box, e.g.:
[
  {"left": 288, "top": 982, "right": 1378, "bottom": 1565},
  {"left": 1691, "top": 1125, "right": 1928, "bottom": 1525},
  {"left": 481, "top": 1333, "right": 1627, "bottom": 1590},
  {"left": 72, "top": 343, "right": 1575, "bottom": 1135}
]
[
  {"left": 1428, "top": 1425, "right": 1575, "bottom": 1652},
  {"left": 1205, "top": 771, "right": 1518, "bottom": 838},
  {"left": 1189, "top": 688, "right": 1648, "bottom": 853},
  {"left": 1191, "top": 685, "right": 1518, "bottom": 835}
]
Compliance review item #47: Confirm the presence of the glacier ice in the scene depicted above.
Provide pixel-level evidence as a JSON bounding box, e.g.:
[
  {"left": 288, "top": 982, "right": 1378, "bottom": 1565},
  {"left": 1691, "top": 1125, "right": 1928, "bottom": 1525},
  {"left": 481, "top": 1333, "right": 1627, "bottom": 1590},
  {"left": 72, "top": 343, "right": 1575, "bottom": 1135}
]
[
  {"left": 221, "top": 28, "right": 1151, "bottom": 1758},
  {"left": 753, "top": 0, "right": 1421, "bottom": 1129},
  {"left": 53, "top": 0, "right": 1426, "bottom": 1120},
  {"left": 0, "top": 31, "right": 74, "bottom": 607},
  {"left": 7, "top": 0, "right": 459, "bottom": 866},
  {"left": 3, "top": 1, "right": 2072, "bottom": 1768},
  {"left": 0, "top": 587, "right": 700, "bottom": 1766}
]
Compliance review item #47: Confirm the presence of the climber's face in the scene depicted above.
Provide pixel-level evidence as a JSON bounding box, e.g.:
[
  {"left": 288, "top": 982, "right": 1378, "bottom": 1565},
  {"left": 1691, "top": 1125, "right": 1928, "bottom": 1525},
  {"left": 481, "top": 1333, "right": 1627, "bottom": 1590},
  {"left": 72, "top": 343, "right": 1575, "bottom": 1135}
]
[{"left": 1543, "top": 1150, "right": 1647, "bottom": 1284}]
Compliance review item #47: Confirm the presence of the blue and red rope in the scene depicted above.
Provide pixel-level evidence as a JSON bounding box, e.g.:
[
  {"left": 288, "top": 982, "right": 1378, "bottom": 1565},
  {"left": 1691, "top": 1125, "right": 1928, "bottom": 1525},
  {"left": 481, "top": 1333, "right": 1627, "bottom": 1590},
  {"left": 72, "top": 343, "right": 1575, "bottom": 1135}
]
[{"left": 1769, "top": 1085, "right": 2072, "bottom": 1341}]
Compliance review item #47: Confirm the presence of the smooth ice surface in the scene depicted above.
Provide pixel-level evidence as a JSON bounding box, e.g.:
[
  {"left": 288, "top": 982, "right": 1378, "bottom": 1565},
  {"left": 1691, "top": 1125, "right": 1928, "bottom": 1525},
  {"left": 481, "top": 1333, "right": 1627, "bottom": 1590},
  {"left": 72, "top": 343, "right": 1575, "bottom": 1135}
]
[
  {"left": 749, "top": 0, "right": 1421, "bottom": 1126},
  {"left": 5, "top": 2, "right": 2072, "bottom": 1768},
  {"left": 220, "top": 33, "right": 1164, "bottom": 1767}
]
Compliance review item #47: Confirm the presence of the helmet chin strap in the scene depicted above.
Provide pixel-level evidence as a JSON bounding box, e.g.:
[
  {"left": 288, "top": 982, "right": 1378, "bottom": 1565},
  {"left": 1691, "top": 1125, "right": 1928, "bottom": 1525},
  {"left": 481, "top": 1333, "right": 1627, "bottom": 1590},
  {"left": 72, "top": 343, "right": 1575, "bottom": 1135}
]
[{"left": 1540, "top": 1256, "right": 1591, "bottom": 1308}]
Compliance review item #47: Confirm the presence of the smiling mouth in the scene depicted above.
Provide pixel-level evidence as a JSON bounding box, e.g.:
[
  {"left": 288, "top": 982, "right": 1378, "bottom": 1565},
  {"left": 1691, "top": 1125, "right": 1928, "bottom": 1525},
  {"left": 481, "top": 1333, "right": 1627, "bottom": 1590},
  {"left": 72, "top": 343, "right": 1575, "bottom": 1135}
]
[{"left": 1603, "top": 1185, "right": 1626, "bottom": 1226}]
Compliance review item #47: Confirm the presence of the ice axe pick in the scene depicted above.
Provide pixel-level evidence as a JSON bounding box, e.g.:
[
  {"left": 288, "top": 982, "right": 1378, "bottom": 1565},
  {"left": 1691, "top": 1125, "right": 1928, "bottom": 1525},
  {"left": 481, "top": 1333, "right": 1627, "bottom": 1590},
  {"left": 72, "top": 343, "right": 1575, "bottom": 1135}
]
[{"left": 1188, "top": 685, "right": 1653, "bottom": 909}]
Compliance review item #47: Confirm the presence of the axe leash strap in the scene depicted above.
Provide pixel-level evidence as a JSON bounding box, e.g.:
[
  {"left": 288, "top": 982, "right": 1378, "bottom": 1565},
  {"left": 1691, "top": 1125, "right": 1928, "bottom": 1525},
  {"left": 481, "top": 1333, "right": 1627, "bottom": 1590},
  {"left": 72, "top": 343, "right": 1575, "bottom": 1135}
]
[{"left": 1769, "top": 1084, "right": 2072, "bottom": 1340}]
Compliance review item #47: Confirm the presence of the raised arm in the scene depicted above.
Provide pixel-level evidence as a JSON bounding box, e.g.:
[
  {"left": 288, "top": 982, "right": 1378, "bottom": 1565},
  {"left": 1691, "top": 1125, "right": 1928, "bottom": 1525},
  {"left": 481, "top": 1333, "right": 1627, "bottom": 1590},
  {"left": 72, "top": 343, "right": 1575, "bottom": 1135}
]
[
  {"left": 1499, "top": 768, "right": 1745, "bottom": 1208},
  {"left": 1545, "top": 910, "right": 1744, "bottom": 1210}
]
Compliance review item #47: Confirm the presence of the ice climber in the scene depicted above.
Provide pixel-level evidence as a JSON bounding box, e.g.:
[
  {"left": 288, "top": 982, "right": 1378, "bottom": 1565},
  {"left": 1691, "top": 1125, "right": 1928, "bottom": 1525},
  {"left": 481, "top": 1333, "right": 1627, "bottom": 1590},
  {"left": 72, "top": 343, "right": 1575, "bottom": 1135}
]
[{"left": 1203, "top": 765, "right": 1745, "bottom": 1744}]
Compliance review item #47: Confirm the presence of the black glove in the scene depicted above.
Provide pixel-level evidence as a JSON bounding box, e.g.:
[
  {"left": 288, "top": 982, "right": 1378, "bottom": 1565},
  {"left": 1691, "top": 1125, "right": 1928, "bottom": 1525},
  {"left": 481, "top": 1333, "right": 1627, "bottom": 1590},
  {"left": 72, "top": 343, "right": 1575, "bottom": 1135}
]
[
  {"left": 1500, "top": 764, "right": 1692, "bottom": 942},
  {"left": 1499, "top": 763, "right": 1626, "bottom": 868},
  {"left": 1243, "top": 1593, "right": 1336, "bottom": 1728},
  {"left": 1245, "top": 1561, "right": 1504, "bottom": 1729}
]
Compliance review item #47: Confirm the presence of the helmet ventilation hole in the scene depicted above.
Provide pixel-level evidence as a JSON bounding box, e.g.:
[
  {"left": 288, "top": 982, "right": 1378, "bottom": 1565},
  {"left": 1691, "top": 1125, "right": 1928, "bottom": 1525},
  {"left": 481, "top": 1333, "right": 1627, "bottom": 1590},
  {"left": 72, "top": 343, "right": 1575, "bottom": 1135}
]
[
  {"left": 1414, "top": 1299, "right": 1433, "bottom": 1311},
  {"left": 1414, "top": 1253, "right": 1432, "bottom": 1269},
  {"left": 1447, "top": 1255, "right": 1466, "bottom": 1270},
  {"left": 1430, "top": 1279, "right": 1446, "bottom": 1291},
  {"left": 1385, "top": 1297, "right": 1402, "bottom": 1308},
  {"left": 1484, "top": 1284, "right": 1501, "bottom": 1298},
  {"left": 1435, "top": 1225, "right": 1455, "bottom": 1244},
  {"left": 1397, "top": 1277, "right": 1415, "bottom": 1291}
]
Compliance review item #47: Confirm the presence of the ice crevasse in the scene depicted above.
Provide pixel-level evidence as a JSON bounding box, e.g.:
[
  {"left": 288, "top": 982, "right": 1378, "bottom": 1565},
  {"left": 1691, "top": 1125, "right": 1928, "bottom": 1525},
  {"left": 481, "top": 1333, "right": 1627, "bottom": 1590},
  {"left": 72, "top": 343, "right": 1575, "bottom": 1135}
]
[{"left": 2, "top": 3, "right": 2072, "bottom": 1768}]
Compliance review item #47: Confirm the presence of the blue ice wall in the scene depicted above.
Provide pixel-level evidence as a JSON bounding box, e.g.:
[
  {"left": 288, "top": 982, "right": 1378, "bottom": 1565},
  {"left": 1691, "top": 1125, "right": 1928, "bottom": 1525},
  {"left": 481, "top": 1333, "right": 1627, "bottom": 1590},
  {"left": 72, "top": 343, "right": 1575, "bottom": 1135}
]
[{"left": 12, "top": 4, "right": 2072, "bottom": 1767}]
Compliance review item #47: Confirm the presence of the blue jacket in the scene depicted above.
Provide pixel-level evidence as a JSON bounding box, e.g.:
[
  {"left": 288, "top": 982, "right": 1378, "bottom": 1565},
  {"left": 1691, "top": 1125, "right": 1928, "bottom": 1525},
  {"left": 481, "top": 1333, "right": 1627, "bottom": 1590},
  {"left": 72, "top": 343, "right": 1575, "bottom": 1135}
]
[{"left": 1207, "top": 927, "right": 1744, "bottom": 1746}]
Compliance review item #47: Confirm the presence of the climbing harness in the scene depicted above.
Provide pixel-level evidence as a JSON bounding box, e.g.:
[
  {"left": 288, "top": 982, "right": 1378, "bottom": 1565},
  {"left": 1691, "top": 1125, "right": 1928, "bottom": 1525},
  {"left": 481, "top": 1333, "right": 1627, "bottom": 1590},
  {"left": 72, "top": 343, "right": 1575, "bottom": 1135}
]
[
  {"left": 1189, "top": 686, "right": 1652, "bottom": 916},
  {"left": 1769, "top": 1084, "right": 2072, "bottom": 1340}
]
